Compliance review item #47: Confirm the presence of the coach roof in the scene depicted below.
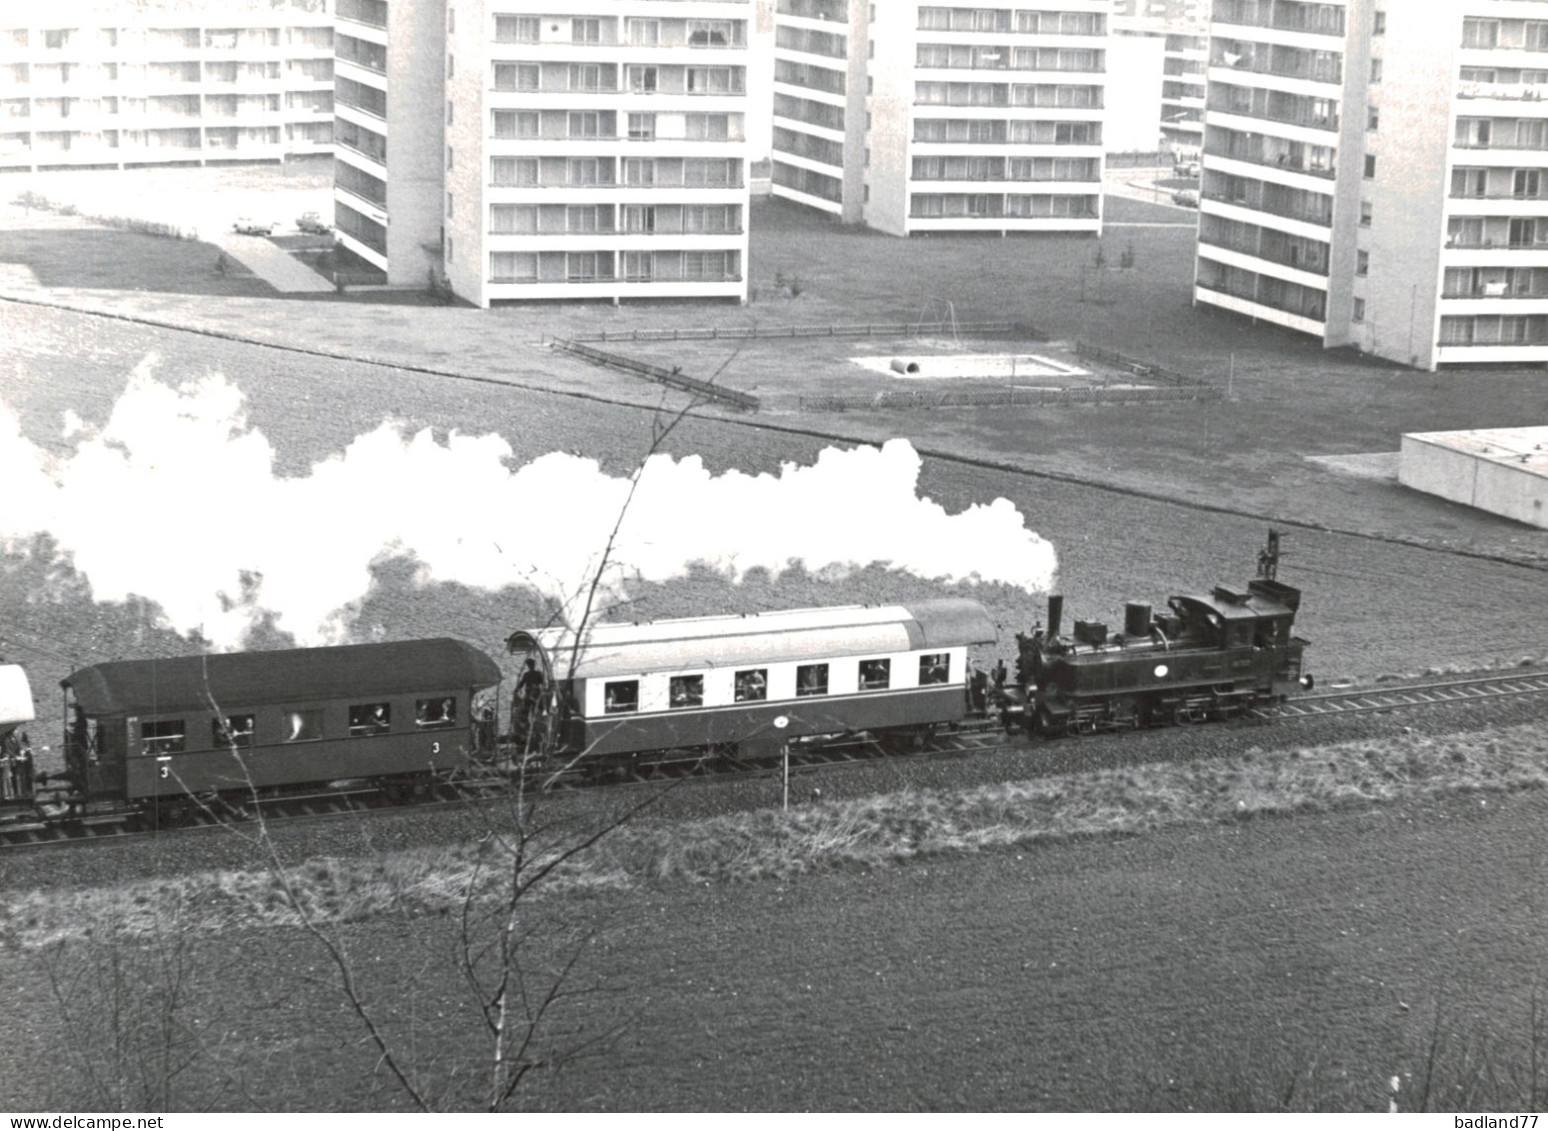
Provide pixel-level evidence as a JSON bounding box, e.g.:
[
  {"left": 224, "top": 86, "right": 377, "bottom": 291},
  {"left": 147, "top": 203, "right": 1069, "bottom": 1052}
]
[
  {"left": 507, "top": 599, "right": 997, "bottom": 681},
  {"left": 64, "top": 639, "right": 503, "bottom": 716}
]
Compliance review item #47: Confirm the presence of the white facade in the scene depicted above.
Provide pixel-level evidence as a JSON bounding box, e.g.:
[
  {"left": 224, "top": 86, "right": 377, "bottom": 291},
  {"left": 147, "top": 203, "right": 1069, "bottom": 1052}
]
[
  {"left": 0, "top": 0, "right": 334, "bottom": 172},
  {"left": 1107, "top": 28, "right": 1167, "bottom": 151},
  {"left": 412, "top": 0, "right": 753, "bottom": 303},
  {"left": 1400, "top": 427, "right": 1548, "bottom": 529},
  {"left": 773, "top": 1, "right": 1109, "bottom": 236},
  {"left": 1195, "top": 0, "right": 1548, "bottom": 369}
]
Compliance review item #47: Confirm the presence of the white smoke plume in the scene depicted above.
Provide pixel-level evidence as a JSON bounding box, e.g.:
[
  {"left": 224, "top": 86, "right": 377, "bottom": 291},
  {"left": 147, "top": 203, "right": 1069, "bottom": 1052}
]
[{"left": 0, "top": 364, "right": 1058, "bottom": 648}]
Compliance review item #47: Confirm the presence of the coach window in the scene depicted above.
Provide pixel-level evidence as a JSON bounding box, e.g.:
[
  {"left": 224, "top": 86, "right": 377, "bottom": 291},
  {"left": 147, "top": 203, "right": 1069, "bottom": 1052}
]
[
  {"left": 349, "top": 702, "right": 392, "bottom": 736},
  {"left": 604, "top": 680, "right": 638, "bottom": 714},
  {"left": 859, "top": 658, "right": 890, "bottom": 690},
  {"left": 734, "top": 668, "right": 767, "bottom": 702},
  {"left": 281, "top": 708, "right": 323, "bottom": 743},
  {"left": 796, "top": 663, "right": 828, "bottom": 697},
  {"left": 212, "top": 713, "right": 255, "bottom": 749},
  {"left": 669, "top": 675, "right": 703, "bottom": 709},
  {"left": 141, "top": 719, "right": 186, "bottom": 755},
  {"left": 918, "top": 654, "right": 950, "bottom": 685},
  {"left": 416, "top": 697, "right": 457, "bottom": 727}
]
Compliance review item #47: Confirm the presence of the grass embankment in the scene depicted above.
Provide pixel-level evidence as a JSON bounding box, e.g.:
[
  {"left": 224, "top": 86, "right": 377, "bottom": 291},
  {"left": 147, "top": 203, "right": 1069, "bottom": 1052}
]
[{"left": 6, "top": 722, "right": 1546, "bottom": 950}]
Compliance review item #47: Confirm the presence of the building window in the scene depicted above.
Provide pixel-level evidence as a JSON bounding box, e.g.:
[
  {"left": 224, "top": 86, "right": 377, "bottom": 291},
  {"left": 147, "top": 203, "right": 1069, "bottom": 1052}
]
[
  {"left": 1367, "top": 106, "right": 1379, "bottom": 132},
  {"left": 447, "top": 7, "right": 454, "bottom": 33},
  {"left": 859, "top": 659, "right": 890, "bottom": 690},
  {"left": 623, "top": 251, "right": 653, "bottom": 282},
  {"left": 734, "top": 669, "right": 767, "bottom": 703},
  {"left": 283, "top": 708, "right": 324, "bottom": 742},
  {"left": 572, "top": 18, "right": 601, "bottom": 44},
  {"left": 447, "top": 54, "right": 454, "bottom": 80},
  {"left": 416, "top": 697, "right": 456, "bottom": 727},
  {"left": 494, "top": 15, "right": 539, "bottom": 43},
  {"left": 796, "top": 663, "right": 829, "bottom": 697},
  {"left": 604, "top": 681, "right": 638, "bottom": 714},
  {"left": 446, "top": 100, "right": 453, "bottom": 126},
  {"left": 348, "top": 703, "right": 391, "bottom": 736},
  {"left": 446, "top": 145, "right": 453, "bottom": 171},
  {"left": 628, "top": 112, "right": 655, "bottom": 140},
  {"left": 669, "top": 675, "right": 703, "bottom": 709},
  {"left": 1360, "top": 200, "right": 1373, "bottom": 226},
  {"left": 1364, "top": 154, "right": 1376, "bottom": 178},
  {"left": 1353, "top": 297, "right": 1366, "bottom": 322},
  {"left": 493, "top": 63, "right": 539, "bottom": 92},
  {"left": 446, "top": 191, "right": 453, "bottom": 219},
  {"left": 1369, "top": 58, "right": 1381, "bottom": 83},
  {"left": 446, "top": 234, "right": 453, "bottom": 262},
  {"left": 213, "top": 714, "right": 255, "bottom": 748},
  {"left": 1357, "top": 250, "right": 1369, "bottom": 275},
  {"left": 1373, "top": 10, "right": 1385, "bottom": 35}
]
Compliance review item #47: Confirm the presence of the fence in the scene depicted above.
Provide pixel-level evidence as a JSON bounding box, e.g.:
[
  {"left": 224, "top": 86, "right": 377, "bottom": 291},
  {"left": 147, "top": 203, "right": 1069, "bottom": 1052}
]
[
  {"left": 565, "top": 319, "right": 1044, "bottom": 344},
  {"left": 798, "top": 383, "right": 1217, "bottom": 412},
  {"left": 1072, "top": 341, "right": 1211, "bottom": 389},
  {"left": 553, "top": 338, "right": 760, "bottom": 412}
]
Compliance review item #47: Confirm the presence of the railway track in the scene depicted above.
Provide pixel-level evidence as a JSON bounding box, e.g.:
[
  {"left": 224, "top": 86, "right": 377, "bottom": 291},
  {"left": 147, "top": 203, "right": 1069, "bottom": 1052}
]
[
  {"left": 5, "top": 670, "right": 1545, "bottom": 851},
  {"left": 1250, "top": 670, "right": 1548, "bottom": 721}
]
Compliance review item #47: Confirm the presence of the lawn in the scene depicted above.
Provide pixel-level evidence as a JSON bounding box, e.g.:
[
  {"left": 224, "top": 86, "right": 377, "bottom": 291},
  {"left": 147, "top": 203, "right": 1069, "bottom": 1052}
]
[{"left": 6, "top": 188, "right": 1543, "bottom": 562}]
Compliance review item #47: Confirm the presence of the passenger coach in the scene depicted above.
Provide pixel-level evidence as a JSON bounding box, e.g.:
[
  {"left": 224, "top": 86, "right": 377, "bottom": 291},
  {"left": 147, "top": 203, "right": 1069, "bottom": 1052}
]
[
  {"left": 59, "top": 638, "right": 502, "bottom": 809},
  {"left": 506, "top": 599, "right": 998, "bottom": 761}
]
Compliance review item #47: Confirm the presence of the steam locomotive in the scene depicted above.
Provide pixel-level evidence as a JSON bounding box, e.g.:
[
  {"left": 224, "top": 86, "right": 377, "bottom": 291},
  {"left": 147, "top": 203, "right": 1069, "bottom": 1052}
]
[
  {"left": 1004, "top": 530, "right": 1312, "bottom": 735},
  {"left": 0, "top": 531, "right": 1308, "bottom": 829}
]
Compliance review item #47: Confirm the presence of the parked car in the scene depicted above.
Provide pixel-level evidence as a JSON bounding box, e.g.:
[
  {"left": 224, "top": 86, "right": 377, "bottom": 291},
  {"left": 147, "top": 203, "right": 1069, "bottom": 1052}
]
[
  {"left": 1173, "top": 161, "right": 1201, "bottom": 178},
  {"left": 233, "top": 218, "right": 275, "bottom": 236},
  {"left": 1171, "top": 189, "right": 1200, "bottom": 207},
  {"left": 296, "top": 211, "right": 331, "bottom": 235}
]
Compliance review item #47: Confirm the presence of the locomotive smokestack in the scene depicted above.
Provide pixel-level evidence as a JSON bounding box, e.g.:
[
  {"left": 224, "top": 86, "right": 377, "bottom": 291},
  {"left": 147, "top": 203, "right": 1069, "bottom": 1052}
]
[
  {"left": 1047, "top": 594, "right": 1063, "bottom": 638},
  {"left": 1124, "top": 602, "right": 1152, "bottom": 638}
]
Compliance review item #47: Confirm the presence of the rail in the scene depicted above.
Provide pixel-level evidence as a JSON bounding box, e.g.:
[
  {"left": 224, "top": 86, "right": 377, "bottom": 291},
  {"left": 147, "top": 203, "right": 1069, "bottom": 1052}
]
[
  {"left": 551, "top": 338, "right": 761, "bottom": 411},
  {"left": 1251, "top": 670, "right": 1548, "bottom": 720},
  {"left": 7, "top": 671, "right": 1545, "bottom": 850}
]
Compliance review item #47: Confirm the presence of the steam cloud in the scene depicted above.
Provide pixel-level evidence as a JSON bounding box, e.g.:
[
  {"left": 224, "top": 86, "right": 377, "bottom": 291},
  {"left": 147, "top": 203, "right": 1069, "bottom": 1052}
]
[{"left": 0, "top": 363, "right": 1058, "bottom": 649}]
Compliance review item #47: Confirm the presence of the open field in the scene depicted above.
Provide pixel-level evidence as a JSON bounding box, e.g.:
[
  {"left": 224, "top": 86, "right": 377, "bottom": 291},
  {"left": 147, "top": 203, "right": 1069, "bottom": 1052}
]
[{"left": 4, "top": 725, "right": 1547, "bottom": 1111}]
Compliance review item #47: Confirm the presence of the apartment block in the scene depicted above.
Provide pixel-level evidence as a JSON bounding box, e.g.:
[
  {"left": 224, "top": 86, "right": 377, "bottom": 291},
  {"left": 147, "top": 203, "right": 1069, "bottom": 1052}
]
[
  {"left": 437, "top": 0, "right": 752, "bottom": 304},
  {"left": 1160, "top": 27, "right": 1206, "bottom": 154},
  {"left": 772, "top": 2, "right": 1109, "bottom": 236},
  {"left": 0, "top": 0, "right": 334, "bottom": 173},
  {"left": 1196, "top": 0, "right": 1548, "bottom": 369}
]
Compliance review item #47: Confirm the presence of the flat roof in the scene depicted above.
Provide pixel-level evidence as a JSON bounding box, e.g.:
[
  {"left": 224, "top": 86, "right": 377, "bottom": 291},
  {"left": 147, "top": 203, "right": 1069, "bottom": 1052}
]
[{"left": 1403, "top": 426, "right": 1548, "bottom": 480}]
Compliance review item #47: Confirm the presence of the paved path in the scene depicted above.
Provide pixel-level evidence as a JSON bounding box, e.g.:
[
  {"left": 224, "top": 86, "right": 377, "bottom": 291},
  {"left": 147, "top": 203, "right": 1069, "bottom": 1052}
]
[{"left": 215, "top": 232, "right": 335, "bottom": 294}]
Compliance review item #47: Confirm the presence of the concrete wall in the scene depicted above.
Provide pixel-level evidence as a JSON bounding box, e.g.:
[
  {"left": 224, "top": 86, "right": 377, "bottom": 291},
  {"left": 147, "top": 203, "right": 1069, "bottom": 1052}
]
[
  {"left": 442, "top": 0, "right": 486, "bottom": 305},
  {"left": 384, "top": 0, "right": 446, "bottom": 285},
  {"left": 1400, "top": 434, "right": 1548, "bottom": 529},
  {"left": 862, "top": 5, "right": 914, "bottom": 236},
  {"left": 1107, "top": 33, "right": 1166, "bottom": 152},
  {"left": 1351, "top": 1, "right": 1457, "bottom": 367}
]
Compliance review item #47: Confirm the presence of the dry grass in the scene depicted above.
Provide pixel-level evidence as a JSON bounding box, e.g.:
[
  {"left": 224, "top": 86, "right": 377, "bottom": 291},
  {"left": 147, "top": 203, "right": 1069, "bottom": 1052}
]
[{"left": 5, "top": 721, "right": 1547, "bottom": 951}]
